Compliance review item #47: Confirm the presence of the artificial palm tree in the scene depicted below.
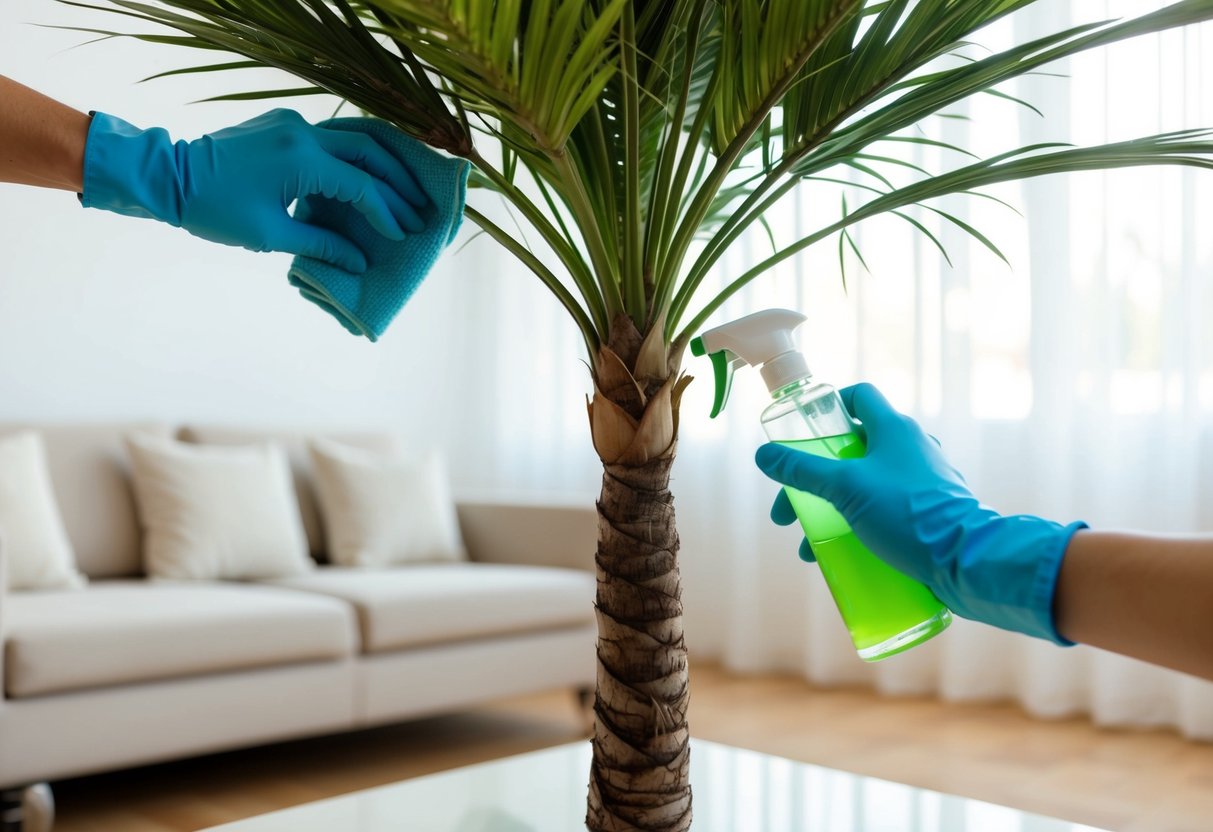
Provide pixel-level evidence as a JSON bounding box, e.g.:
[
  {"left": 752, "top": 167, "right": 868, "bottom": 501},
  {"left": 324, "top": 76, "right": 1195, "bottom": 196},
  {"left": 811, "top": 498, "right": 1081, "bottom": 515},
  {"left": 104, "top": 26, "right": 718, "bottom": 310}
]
[{"left": 66, "top": 1, "right": 1213, "bottom": 828}]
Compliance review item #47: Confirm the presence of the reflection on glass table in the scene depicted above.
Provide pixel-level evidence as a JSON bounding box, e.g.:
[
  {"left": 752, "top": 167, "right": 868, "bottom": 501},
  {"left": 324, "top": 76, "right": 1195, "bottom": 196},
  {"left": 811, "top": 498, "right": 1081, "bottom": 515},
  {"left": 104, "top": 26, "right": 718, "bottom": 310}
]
[{"left": 204, "top": 739, "right": 1109, "bottom": 832}]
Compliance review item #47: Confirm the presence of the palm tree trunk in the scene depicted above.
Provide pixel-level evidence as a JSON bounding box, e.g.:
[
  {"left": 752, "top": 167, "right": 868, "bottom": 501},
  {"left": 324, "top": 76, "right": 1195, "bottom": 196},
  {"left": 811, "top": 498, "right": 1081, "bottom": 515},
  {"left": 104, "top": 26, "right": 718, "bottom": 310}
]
[
  {"left": 585, "top": 318, "right": 693, "bottom": 832},
  {"left": 587, "top": 450, "right": 690, "bottom": 831}
]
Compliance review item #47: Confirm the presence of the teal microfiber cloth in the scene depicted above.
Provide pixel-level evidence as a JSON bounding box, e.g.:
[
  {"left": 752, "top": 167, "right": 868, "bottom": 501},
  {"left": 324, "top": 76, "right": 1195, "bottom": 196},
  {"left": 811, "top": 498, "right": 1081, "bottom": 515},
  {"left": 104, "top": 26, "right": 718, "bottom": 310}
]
[{"left": 288, "top": 118, "right": 469, "bottom": 341}]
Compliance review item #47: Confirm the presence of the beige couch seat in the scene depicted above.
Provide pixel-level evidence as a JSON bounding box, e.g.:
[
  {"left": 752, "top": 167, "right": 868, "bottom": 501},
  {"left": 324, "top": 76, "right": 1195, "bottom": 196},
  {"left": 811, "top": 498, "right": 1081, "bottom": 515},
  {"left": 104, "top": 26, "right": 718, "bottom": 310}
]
[
  {"left": 4, "top": 581, "right": 357, "bottom": 699},
  {"left": 268, "top": 563, "right": 595, "bottom": 654},
  {"left": 0, "top": 422, "right": 598, "bottom": 801}
]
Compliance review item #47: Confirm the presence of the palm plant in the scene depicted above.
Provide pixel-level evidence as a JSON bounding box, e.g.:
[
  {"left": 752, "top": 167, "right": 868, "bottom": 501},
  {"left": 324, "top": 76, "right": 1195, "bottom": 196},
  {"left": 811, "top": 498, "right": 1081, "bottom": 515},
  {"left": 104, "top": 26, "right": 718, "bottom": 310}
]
[{"left": 63, "top": 1, "right": 1213, "bottom": 828}]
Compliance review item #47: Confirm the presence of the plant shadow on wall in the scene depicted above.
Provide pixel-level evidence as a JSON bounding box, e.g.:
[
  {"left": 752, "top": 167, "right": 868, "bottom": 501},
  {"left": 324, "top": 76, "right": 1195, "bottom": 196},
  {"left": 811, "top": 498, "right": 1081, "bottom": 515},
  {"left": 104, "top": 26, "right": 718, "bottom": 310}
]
[{"left": 61, "top": 1, "right": 1213, "bottom": 829}]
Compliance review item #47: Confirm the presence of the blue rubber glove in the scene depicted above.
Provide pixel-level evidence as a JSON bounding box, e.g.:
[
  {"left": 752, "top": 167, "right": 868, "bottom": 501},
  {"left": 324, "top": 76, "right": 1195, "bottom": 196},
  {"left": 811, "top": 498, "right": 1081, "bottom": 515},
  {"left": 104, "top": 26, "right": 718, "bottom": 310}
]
[
  {"left": 80, "top": 109, "right": 429, "bottom": 273},
  {"left": 755, "top": 383, "right": 1087, "bottom": 645}
]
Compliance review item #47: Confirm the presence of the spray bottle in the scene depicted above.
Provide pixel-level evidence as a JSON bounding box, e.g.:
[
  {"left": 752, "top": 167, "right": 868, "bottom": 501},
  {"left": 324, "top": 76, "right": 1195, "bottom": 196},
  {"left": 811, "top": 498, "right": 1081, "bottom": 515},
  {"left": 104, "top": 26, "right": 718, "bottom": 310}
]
[{"left": 691, "top": 308, "right": 951, "bottom": 661}]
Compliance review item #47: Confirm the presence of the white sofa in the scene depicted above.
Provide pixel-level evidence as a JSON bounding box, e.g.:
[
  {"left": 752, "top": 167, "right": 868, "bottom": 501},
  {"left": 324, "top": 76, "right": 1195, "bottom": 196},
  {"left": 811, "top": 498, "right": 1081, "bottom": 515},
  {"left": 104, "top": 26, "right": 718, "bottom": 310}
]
[{"left": 0, "top": 423, "right": 597, "bottom": 829}]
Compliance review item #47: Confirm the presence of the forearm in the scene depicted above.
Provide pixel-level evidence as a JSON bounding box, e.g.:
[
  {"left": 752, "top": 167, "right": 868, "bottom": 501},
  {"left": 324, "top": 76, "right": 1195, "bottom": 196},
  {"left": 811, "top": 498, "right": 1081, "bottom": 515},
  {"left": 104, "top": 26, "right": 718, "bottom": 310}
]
[
  {"left": 1055, "top": 530, "right": 1213, "bottom": 680},
  {"left": 0, "top": 75, "right": 91, "bottom": 191}
]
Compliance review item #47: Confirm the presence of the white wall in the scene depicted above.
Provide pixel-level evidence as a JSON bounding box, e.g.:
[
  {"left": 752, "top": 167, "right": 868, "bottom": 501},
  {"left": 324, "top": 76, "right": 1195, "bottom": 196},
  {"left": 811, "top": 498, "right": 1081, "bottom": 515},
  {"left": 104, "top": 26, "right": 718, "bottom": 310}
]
[{"left": 0, "top": 2, "right": 491, "bottom": 457}]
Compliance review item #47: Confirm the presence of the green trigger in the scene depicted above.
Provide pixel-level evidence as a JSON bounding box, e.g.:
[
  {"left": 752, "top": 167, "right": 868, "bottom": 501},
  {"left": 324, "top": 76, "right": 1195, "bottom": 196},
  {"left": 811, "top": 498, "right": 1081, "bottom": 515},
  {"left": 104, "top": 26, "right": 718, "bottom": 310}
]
[{"left": 690, "top": 336, "right": 737, "bottom": 419}]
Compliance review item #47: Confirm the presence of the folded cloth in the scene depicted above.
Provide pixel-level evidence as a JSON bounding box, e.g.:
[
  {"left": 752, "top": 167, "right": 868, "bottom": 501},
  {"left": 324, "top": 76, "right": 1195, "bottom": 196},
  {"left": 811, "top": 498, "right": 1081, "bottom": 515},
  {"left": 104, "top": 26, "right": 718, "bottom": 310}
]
[{"left": 288, "top": 118, "right": 469, "bottom": 341}]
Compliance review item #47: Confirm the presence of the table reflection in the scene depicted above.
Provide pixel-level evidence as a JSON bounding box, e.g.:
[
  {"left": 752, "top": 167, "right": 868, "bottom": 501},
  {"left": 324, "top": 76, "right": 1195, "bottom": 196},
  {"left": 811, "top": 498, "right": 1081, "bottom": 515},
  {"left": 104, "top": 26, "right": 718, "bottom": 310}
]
[{"left": 207, "top": 740, "right": 1109, "bottom": 832}]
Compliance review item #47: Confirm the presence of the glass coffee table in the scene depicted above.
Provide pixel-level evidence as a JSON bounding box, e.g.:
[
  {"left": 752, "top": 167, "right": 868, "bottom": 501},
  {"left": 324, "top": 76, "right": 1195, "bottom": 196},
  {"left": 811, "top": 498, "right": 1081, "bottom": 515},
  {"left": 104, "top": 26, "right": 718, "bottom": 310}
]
[{"left": 203, "top": 739, "right": 1108, "bottom": 831}]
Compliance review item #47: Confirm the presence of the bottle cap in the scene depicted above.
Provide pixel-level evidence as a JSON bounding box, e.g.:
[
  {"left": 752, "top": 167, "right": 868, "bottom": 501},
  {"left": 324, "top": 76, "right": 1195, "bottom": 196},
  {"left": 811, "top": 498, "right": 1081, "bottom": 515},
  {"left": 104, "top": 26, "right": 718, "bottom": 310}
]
[{"left": 691, "top": 309, "right": 810, "bottom": 417}]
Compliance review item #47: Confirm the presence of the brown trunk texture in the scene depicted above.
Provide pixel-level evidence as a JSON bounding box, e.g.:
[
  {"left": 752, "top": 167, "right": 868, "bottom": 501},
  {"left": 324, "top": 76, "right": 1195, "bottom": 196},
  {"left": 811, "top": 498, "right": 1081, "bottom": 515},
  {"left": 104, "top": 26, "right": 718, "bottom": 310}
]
[{"left": 585, "top": 316, "right": 693, "bottom": 832}]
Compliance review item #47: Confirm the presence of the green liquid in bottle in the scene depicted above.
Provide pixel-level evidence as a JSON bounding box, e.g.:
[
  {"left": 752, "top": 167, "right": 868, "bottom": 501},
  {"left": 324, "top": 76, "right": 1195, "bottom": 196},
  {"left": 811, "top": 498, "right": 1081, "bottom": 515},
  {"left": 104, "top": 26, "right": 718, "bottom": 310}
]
[{"left": 779, "top": 435, "right": 951, "bottom": 661}]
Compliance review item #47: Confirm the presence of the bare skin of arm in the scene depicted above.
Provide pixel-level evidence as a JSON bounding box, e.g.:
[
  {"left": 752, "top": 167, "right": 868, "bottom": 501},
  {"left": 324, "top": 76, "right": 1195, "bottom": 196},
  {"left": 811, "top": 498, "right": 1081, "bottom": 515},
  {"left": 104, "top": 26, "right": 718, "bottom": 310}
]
[
  {"left": 1055, "top": 531, "right": 1213, "bottom": 681},
  {"left": 0, "top": 75, "right": 91, "bottom": 191}
]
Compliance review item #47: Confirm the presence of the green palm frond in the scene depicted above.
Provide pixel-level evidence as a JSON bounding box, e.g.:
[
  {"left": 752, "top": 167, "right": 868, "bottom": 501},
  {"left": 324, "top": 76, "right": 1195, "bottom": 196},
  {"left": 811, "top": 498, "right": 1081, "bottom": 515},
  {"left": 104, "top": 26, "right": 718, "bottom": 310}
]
[
  {"left": 665, "top": 0, "right": 1213, "bottom": 337},
  {"left": 680, "top": 128, "right": 1213, "bottom": 340},
  {"left": 57, "top": 0, "right": 471, "bottom": 152},
  {"left": 708, "top": 0, "right": 861, "bottom": 155},
  {"left": 366, "top": 0, "right": 628, "bottom": 156},
  {"left": 63, "top": 0, "right": 1213, "bottom": 360}
]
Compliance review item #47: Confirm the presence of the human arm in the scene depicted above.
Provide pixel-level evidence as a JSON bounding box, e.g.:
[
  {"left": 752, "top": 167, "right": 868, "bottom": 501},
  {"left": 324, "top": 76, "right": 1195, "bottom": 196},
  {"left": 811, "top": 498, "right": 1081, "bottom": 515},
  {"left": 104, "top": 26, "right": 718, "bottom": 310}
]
[
  {"left": 1, "top": 76, "right": 430, "bottom": 271},
  {"left": 1055, "top": 531, "right": 1213, "bottom": 680},
  {"left": 756, "top": 383, "right": 1213, "bottom": 682},
  {"left": 0, "top": 75, "right": 90, "bottom": 190}
]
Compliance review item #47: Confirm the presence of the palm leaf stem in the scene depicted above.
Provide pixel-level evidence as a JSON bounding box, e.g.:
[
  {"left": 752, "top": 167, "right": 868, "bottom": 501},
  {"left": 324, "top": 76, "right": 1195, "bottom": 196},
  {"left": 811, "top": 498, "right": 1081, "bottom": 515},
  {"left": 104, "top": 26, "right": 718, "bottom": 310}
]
[
  {"left": 463, "top": 205, "right": 599, "bottom": 356},
  {"left": 533, "top": 175, "right": 581, "bottom": 264},
  {"left": 656, "top": 65, "right": 719, "bottom": 295},
  {"left": 666, "top": 151, "right": 802, "bottom": 336},
  {"left": 581, "top": 104, "right": 621, "bottom": 228},
  {"left": 551, "top": 151, "right": 626, "bottom": 322},
  {"left": 621, "top": 6, "right": 645, "bottom": 323},
  {"left": 466, "top": 148, "right": 610, "bottom": 335},
  {"left": 643, "top": 2, "right": 707, "bottom": 321}
]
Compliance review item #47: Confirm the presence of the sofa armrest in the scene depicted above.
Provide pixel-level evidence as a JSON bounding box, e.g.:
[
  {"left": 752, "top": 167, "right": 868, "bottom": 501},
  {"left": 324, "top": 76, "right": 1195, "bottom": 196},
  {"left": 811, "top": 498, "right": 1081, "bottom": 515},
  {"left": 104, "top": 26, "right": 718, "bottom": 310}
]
[{"left": 456, "top": 496, "right": 596, "bottom": 573}]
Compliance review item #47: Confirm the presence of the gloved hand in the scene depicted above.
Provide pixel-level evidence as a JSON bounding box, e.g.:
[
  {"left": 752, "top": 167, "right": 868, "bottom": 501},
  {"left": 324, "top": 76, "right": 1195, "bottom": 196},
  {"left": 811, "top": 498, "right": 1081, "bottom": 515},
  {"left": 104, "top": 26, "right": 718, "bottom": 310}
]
[
  {"left": 80, "top": 108, "right": 428, "bottom": 273},
  {"left": 755, "top": 383, "right": 1087, "bottom": 645}
]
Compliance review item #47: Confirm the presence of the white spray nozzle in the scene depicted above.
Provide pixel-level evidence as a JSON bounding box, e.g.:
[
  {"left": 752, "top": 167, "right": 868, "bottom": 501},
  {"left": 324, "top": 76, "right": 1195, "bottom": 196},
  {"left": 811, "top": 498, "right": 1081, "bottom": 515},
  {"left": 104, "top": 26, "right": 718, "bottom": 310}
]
[{"left": 691, "top": 309, "right": 810, "bottom": 417}]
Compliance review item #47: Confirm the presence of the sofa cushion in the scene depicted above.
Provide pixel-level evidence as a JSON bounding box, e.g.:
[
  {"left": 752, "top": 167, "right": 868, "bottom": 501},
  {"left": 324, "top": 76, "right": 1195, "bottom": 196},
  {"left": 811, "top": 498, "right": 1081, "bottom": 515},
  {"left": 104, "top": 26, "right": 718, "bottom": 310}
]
[
  {"left": 309, "top": 439, "right": 465, "bottom": 568},
  {"left": 4, "top": 581, "right": 357, "bottom": 699},
  {"left": 125, "top": 434, "right": 312, "bottom": 581},
  {"left": 267, "top": 563, "right": 595, "bottom": 654},
  {"left": 178, "top": 426, "right": 397, "bottom": 561},
  {"left": 0, "top": 423, "right": 173, "bottom": 579},
  {"left": 0, "top": 432, "right": 87, "bottom": 591}
]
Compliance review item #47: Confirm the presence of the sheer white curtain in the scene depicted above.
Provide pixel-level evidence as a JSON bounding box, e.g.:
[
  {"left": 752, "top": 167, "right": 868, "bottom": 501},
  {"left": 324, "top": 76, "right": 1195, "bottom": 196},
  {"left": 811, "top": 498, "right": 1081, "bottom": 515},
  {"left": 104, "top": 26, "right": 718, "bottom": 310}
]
[{"left": 442, "top": 1, "right": 1213, "bottom": 739}]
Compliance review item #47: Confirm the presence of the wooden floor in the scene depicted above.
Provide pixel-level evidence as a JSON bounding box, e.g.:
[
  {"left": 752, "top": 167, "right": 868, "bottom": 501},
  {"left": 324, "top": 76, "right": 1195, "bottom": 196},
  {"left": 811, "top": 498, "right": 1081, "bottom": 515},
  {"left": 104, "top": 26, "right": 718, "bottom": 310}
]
[{"left": 50, "top": 663, "right": 1213, "bottom": 832}]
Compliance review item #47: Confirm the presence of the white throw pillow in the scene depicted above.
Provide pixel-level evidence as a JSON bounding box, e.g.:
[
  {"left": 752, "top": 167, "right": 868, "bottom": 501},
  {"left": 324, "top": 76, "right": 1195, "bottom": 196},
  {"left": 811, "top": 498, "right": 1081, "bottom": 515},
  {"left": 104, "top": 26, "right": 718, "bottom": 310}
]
[
  {"left": 125, "top": 434, "right": 312, "bottom": 580},
  {"left": 0, "top": 432, "right": 87, "bottom": 591},
  {"left": 309, "top": 438, "right": 465, "bottom": 568}
]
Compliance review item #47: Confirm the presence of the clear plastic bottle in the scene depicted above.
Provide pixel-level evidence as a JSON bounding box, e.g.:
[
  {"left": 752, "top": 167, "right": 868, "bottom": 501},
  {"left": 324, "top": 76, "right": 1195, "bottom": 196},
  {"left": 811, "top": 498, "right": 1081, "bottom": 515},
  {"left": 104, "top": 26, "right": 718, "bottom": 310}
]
[
  {"left": 761, "top": 377, "right": 951, "bottom": 661},
  {"left": 692, "top": 308, "right": 951, "bottom": 661}
]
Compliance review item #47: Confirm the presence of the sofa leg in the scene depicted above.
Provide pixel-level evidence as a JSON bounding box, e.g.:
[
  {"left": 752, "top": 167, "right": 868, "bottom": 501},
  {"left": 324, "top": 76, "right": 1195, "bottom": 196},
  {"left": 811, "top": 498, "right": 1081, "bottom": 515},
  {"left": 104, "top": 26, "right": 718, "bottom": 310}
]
[
  {"left": 1, "top": 784, "right": 54, "bottom": 832},
  {"left": 1, "top": 789, "right": 18, "bottom": 832}
]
